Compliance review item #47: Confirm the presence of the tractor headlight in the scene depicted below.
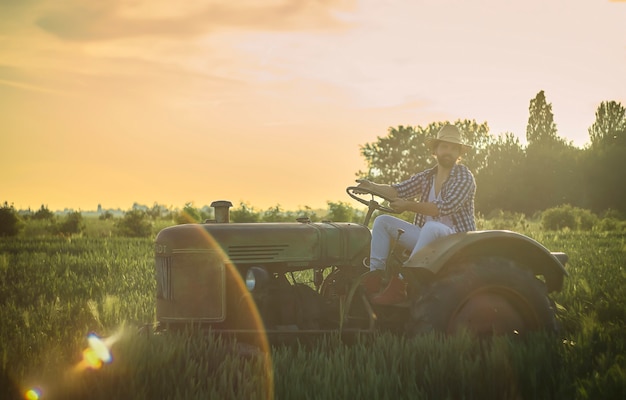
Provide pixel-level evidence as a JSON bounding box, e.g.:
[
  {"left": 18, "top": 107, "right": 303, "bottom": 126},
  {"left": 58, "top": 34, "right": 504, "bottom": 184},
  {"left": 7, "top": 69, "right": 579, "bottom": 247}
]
[{"left": 246, "top": 267, "right": 269, "bottom": 292}]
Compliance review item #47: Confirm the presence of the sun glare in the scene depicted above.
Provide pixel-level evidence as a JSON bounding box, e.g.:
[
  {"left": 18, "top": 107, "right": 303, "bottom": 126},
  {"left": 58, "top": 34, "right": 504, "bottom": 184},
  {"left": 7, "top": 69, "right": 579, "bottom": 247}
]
[
  {"left": 87, "top": 333, "right": 113, "bottom": 364},
  {"left": 24, "top": 388, "right": 41, "bottom": 400},
  {"left": 73, "top": 332, "right": 116, "bottom": 373}
]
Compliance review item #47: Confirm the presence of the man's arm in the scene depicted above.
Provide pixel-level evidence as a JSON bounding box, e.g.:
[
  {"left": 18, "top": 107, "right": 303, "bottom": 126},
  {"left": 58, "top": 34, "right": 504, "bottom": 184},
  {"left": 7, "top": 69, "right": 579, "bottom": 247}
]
[
  {"left": 356, "top": 175, "right": 437, "bottom": 215},
  {"left": 354, "top": 179, "right": 399, "bottom": 199},
  {"left": 389, "top": 198, "right": 440, "bottom": 217}
]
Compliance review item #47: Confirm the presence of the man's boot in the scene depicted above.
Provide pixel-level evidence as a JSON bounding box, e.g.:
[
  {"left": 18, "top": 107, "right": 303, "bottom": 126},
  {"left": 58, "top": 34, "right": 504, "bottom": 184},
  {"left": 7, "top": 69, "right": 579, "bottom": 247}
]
[
  {"left": 360, "top": 271, "right": 383, "bottom": 297},
  {"left": 371, "top": 275, "right": 407, "bottom": 305}
]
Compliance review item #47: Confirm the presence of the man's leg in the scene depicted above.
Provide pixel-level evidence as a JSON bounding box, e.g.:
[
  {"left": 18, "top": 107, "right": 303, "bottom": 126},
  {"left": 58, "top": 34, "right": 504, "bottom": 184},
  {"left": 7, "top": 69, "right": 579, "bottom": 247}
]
[
  {"left": 372, "top": 221, "right": 453, "bottom": 305},
  {"left": 408, "top": 221, "right": 455, "bottom": 261},
  {"left": 369, "top": 215, "right": 420, "bottom": 271}
]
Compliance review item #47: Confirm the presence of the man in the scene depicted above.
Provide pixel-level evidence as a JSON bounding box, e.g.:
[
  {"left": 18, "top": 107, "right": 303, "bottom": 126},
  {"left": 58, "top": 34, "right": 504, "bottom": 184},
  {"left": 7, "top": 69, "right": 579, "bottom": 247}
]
[{"left": 355, "top": 124, "right": 476, "bottom": 305}]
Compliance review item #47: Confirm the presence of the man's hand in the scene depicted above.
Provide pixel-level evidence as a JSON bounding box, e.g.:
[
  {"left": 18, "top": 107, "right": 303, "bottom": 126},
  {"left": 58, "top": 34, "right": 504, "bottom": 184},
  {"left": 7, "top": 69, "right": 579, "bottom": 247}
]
[
  {"left": 353, "top": 179, "right": 374, "bottom": 194},
  {"left": 388, "top": 198, "right": 414, "bottom": 213}
]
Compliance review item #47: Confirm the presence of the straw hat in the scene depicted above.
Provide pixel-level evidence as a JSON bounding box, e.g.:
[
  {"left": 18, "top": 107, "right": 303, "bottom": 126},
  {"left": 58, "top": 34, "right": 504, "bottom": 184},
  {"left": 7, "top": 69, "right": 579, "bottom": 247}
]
[{"left": 425, "top": 124, "right": 472, "bottom": 153}]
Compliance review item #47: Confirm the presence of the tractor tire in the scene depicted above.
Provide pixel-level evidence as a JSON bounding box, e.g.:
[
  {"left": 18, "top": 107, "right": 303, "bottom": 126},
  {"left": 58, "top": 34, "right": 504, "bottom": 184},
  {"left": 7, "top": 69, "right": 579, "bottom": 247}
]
[{"left": 408, "top": 257, "right": 558, "bottom": 336}]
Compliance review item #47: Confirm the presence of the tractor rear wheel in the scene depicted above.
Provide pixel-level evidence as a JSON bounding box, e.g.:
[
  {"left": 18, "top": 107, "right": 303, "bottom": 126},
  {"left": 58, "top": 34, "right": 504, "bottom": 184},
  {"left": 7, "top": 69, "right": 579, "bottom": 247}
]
[{"left": 408, "top": 257, "right": 557, "bottom": 336}]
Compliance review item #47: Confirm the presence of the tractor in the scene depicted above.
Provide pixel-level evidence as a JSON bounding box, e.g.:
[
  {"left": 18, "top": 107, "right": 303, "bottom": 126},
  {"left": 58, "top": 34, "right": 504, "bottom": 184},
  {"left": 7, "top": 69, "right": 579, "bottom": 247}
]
[{"left": 153, "top": 187, "right": 567, "bottom": 339}]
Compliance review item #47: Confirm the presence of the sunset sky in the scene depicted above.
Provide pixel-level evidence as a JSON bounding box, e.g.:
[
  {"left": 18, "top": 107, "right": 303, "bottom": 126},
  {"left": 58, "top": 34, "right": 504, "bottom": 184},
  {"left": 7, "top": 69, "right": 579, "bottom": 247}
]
[{"left": 2, "top": 0, "right": 625, "bottom": 213}]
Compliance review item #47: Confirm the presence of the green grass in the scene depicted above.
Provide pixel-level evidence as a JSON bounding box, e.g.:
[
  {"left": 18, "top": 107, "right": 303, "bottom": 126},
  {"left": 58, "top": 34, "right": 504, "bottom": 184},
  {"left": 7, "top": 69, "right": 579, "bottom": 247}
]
[{"left": 1, "top": 229, "right": 624, "bottom": 399}]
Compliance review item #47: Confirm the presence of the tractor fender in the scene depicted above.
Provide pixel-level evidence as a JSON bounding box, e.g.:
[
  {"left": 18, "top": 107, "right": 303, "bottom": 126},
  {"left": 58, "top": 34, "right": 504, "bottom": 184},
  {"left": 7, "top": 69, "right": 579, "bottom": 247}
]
[{"left": 403, "top": 230, "right": 568, "bottom": 293}]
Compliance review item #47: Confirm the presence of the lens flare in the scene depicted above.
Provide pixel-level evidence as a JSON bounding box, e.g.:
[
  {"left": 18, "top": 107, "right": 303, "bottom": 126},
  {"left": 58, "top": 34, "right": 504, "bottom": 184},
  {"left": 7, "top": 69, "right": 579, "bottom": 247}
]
[
  {"left": 87, "top": 333, "right": 113, "bottom": 364},
  {"left": 74, "top": 331, "right": 118, "bottom": 372},
  {"left": 24, "top": 388, "right": 41, "bottom": 400},
  {"left": 82, "top": 348, "right": 103, "bottom": 369}
]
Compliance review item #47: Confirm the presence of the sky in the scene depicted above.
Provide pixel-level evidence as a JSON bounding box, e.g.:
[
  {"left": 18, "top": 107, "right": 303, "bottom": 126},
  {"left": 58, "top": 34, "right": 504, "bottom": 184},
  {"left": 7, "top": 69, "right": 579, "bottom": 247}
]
[{"left": 2, "top": 0, "right": 625, "bottom": 213}]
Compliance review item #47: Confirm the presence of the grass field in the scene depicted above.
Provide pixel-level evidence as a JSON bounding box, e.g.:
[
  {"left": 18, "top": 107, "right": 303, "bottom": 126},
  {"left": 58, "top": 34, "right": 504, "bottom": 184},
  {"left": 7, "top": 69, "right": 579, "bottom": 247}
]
[{"left": 1, "top": 229, "right": 624, "bottom": 399}]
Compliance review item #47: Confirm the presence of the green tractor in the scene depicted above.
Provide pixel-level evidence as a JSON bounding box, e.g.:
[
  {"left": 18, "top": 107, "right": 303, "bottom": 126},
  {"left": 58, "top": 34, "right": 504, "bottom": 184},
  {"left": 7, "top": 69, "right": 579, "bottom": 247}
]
[{"left": 153, "top": 187, "right": 567, "bottom": 339}]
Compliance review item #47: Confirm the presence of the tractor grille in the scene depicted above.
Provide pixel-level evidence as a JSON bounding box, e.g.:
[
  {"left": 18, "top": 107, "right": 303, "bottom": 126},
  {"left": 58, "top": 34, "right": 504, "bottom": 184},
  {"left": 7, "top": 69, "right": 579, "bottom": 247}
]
[
  {"left": 156, "top": 256, "right": 172, "bottom": 300},
  {"left": 156, "top": 250, "right": 226, "bottom": 322},
  {"left": 227, "top": 244, "right": 289, "bottom": 261}
]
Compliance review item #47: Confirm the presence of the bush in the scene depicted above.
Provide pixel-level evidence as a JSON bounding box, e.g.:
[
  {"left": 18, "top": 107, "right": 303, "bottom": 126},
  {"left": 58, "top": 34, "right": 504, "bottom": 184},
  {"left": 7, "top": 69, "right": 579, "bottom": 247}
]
[
  {"left": 294, "top": 206, "right": 319, "bottom": 222},
  {"left": 99, "top": 211, "right": 114, "bottom": 220},
  {"left": 602, "top": 208, "right": 624, "bottom": 220},
  {"left": 57, "top": 211, "right": 85, "bottom": 236},
  {"left": 541, "top": 204, "right": 598, "bottom": 231},
  {"left": 262, "top": 205, "right": 292, "bottom": 222},
  {"left": 542, "top": 205, "right": 577, "bottom": 231},
  {"left": 483, "top": 209, "right": 529, "bottom": 230},
  {"left": 32, "top": 205, "right": 55, "bottom": 221},
  {"left": 114, "top": 210, "right": 153, "bottom": 237},
  {"left": 84, "top": 217, "right": 115, "bottom": 238},
  {"left": 230, "top": 202, "right": 260, "bottom": 223},
  {"left": 0, "top": 202, "right": 22, "bottom": 237},
  {"left": 22, "top": 219, "right": 57, "bottom": 237},
  {"left": 576, "top": 208, "right": 598, "bottom": 231},
  {"left": 595, "top": 217, "right": 626, "bottom": 233},
  {"left": 324, "top": 201, "right": 355, "bottom": 222},
  {"left": 173, "top": 202, "right": 201, "bottom": 224}
]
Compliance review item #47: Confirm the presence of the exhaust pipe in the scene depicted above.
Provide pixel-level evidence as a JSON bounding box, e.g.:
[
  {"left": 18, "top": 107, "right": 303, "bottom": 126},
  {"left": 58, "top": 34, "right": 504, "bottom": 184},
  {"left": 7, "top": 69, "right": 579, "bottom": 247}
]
[{"left": 210, "top": 200, "right": 233, "bottom": 223}]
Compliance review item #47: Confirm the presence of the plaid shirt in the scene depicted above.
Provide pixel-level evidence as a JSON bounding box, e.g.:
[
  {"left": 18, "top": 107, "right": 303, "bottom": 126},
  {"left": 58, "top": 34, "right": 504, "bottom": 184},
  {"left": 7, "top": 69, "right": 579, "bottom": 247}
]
[{"left": 392, "top": 163, "right": 476, "bottom": 232}]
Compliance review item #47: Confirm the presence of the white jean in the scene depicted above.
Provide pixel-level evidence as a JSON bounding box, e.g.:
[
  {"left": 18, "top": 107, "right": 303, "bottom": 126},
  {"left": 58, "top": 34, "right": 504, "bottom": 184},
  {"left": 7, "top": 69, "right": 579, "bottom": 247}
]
[{"left": 369, "top": 215, "right": 455, "bottom": 271}]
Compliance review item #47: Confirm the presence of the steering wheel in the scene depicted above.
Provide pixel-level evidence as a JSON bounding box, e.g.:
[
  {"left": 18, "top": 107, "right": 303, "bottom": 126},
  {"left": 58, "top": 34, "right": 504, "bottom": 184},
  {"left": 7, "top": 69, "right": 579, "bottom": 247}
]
[{"left": 346, "top": 186, "right": 398, "bottom": 214}]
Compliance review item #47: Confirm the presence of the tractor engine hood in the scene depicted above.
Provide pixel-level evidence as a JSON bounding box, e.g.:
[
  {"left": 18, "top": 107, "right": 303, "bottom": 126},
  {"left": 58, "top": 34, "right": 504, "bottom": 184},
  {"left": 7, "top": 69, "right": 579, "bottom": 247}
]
[{"left": 155, "top": 221, "right": 371, "bottom": 268}]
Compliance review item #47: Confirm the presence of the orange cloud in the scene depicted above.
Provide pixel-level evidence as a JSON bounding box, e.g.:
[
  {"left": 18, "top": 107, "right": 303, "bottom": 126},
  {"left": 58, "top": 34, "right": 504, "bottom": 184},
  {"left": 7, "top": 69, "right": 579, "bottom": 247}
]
[{"left": 32, "top": 0, "right": 356, "bottom": 41}]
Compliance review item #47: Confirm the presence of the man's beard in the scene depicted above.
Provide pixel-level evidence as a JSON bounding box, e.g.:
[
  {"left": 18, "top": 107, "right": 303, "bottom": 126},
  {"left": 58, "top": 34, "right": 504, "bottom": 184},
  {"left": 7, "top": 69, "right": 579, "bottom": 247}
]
[{"left": 437, "top": 155, "right": 456, "bottom": 169}]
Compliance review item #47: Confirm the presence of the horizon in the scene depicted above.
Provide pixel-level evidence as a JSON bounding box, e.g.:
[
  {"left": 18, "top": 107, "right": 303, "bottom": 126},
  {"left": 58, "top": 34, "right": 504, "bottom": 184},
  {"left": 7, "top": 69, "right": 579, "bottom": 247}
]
[{"left": 10, "top": 201, "right": 332, "bottom": 214}]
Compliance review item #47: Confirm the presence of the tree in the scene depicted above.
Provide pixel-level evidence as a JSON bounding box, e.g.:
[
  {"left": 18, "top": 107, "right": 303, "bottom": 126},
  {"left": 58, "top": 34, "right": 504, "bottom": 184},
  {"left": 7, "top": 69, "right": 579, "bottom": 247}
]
[
  {"left": 358, "top": 120, "right": 492, "bottom": 184},
  {"left": 583, "top": 101, "right": 626, "bottom": 213},
  {"left": 526, "top": 90, "right": 565, "bottom": 147},
  {"left": 474, "top": 133, "right": 526, "bottom": 214},
  {"left": 358, "top": 125, "right": 428, "bottom": 184},
  {"left": 588, "top": 101, "right": 626, "bottom": 150},
  {"left": 522, "top": 91, "right": 578, "bottom": 213},
  {"left": 0, "top": 202, "right": 21, "bottom": 237}
]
